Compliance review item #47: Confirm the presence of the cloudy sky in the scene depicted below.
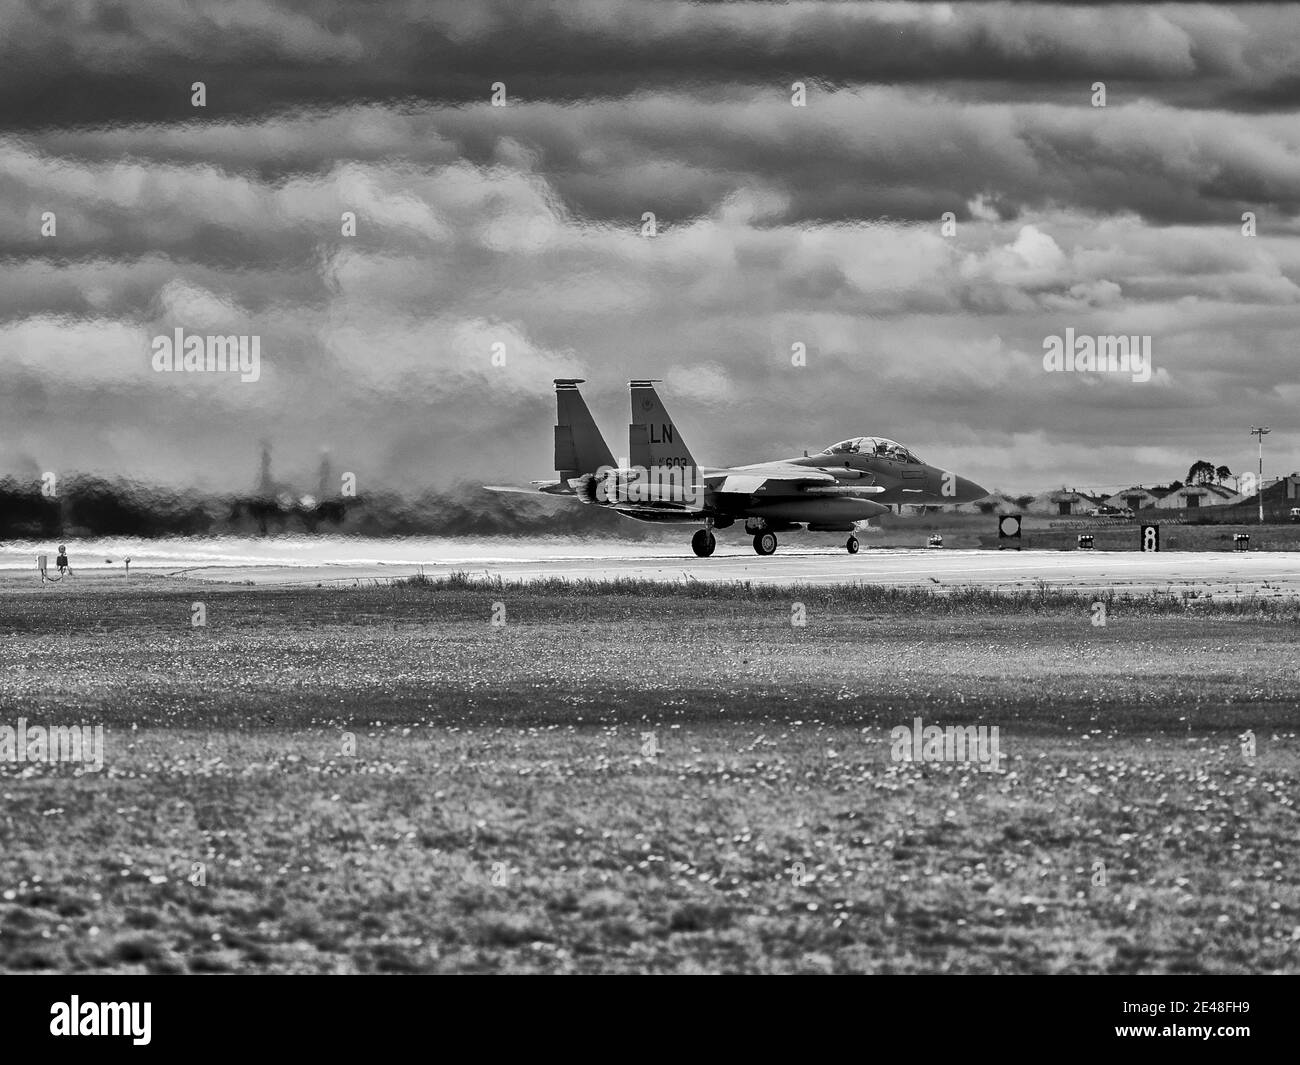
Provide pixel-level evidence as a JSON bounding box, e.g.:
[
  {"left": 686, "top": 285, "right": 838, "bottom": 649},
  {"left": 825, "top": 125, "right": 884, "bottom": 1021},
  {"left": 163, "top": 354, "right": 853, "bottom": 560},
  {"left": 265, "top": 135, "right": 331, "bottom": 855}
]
[{"left": 3, "top": 0, "right": 1299, "bottom": 497}]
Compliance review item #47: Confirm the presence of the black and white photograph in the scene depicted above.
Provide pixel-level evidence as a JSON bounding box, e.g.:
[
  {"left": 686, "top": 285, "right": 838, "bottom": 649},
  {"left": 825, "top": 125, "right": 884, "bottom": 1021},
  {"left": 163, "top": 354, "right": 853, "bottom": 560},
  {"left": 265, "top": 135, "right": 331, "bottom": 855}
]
[{"left": 0, "top": 0, "right": 1296, "bottom": 1016}]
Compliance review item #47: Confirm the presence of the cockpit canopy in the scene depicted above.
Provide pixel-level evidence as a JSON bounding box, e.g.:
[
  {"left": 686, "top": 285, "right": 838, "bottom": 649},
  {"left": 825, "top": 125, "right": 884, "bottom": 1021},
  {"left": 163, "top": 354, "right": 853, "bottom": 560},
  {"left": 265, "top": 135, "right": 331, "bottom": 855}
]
[{"left": 820, "top": 436, "right": 922, "bottom": 464}]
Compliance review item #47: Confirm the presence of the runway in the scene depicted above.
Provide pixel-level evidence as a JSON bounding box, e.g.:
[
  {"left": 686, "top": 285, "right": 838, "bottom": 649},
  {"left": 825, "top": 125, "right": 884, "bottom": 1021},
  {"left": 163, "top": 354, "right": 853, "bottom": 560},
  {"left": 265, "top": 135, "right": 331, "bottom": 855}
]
[
  {"left": 5, "top": 537, "right": 1300, "bottom": 596},
  {"left": 138, "top": 545, "right": 1300, "bottom": 597},
  {"left": 265, "top": 548, "right": 1300, "bottom": 597}
]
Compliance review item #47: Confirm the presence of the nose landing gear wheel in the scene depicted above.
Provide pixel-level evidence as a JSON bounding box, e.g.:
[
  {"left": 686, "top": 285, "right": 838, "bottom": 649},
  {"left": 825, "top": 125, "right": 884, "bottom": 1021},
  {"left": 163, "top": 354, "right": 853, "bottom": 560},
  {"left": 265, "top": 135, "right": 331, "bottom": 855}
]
[
  {"left": 691, "top": 529, "right": 716, "bottom": 557},
  {"left": 753, "top": 532, "right": 777, "bottom": 556},
  {"left": 846, "top": 535, "right": 860, "bottom": 554}
]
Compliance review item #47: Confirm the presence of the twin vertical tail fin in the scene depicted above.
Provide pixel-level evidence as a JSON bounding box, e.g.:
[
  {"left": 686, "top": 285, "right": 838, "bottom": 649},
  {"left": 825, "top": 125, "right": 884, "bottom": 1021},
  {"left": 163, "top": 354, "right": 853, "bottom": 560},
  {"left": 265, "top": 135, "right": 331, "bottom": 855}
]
[
  {"left": 552, "top": 377, "right": 698, "bottom": 498},
  {"left": 629, "top": 380, "right": 696, "bottom": 471},
  {"left": 553, "top": 379, "right": 616, "bottom": 484}
]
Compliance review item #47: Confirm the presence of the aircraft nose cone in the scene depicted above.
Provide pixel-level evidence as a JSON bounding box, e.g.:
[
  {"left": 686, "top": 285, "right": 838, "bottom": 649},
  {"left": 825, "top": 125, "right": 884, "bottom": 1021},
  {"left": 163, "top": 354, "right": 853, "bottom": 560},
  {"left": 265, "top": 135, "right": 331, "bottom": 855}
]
[{"left": 958, "top": 476, "right": 990, "bottom": 503}]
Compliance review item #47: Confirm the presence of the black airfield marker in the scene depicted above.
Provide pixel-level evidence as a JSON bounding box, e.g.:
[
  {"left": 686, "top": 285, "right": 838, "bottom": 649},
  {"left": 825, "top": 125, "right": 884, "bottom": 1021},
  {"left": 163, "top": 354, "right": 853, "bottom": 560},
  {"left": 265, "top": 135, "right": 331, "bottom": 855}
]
[{"left": 998, "top": 514, "right": 1022, "bottom": 549}]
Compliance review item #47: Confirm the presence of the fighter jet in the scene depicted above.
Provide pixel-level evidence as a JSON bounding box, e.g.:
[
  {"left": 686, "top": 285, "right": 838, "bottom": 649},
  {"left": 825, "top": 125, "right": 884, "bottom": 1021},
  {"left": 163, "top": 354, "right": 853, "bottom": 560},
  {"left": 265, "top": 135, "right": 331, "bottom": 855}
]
[{"left": 490, "top": 379, "right": 988, "bottom": 556}]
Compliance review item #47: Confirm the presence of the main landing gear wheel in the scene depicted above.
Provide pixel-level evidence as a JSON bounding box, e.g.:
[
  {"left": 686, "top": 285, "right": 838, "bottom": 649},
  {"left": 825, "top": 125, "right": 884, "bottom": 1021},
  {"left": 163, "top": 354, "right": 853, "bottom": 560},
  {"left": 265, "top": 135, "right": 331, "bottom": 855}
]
[
  {"left": 846, "top": 535, "right": 860, "bottom": 554},
  {"left": 691, "top": 529, "right": 716, "bottom": 557},
  {"left": 752, "top": 532, "right": 777, "bottom": 556}
]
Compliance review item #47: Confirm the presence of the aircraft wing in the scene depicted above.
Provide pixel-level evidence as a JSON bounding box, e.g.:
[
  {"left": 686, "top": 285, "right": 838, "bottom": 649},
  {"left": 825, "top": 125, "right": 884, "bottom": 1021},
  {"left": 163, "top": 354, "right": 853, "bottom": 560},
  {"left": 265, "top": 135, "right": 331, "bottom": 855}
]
[
  {"left": 706, "top": 463, "right": 884, "bottom": 496},
  {"left": 483, "top": 481, "right": 577, "bottom": 498}
]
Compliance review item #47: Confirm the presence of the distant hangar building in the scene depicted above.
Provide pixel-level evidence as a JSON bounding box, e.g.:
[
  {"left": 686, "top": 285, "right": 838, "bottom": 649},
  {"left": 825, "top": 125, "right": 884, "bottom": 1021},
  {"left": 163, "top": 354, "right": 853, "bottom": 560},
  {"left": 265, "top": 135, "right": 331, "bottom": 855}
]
[
  {"left": 1151, "top": 483, "right": 1243, "bottom": 510},
  {"left": 1044, "top": 489, "right": 1108, "bottom": 516},
  {"left": 1105, "top": 486, "right": 1162, "bottom": 512},
  {"left": 1105, "top": 483, "right": 1245, "bottom": 512}
]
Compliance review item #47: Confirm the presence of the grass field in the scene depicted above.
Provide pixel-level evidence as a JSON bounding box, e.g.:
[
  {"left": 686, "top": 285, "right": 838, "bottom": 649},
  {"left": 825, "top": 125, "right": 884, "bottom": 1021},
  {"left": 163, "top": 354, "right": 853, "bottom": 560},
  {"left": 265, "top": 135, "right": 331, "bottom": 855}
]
[{"left": 1, "top": 574, "right": 1297, "bottom": 973}]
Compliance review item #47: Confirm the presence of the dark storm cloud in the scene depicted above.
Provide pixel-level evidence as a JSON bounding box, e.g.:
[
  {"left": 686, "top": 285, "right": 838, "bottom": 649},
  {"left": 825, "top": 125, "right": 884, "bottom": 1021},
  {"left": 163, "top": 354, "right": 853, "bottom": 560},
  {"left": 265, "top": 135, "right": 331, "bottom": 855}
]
[
  {"left": 2, "top": 1, "right": 1299, "bottom": 130},
  {"left": 10, "top": 89, "right": 1300, "bottom": 247}
]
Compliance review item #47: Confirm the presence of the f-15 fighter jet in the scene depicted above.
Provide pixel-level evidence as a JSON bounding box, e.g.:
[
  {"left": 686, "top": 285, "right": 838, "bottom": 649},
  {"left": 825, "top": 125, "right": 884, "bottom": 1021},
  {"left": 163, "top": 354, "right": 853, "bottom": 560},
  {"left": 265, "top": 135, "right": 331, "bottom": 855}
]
[{"left": 488, "top": 379, "right": 988, "bottom": 557}]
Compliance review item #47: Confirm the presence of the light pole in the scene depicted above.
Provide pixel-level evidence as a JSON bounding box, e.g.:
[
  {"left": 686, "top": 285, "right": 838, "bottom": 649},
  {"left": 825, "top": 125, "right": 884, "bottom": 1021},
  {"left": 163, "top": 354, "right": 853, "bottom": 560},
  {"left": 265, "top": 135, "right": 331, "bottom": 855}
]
[{"left": 1250, "top": 426, "right": 1270, "bottom": 524}]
